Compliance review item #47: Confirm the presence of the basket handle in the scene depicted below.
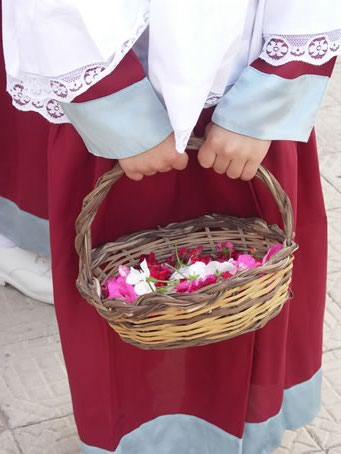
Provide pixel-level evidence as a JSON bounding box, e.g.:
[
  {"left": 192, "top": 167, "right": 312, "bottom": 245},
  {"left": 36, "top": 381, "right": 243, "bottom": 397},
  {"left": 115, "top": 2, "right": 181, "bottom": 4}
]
[{"left": 75, "top": 137, "right": 294, "bottom": 282}]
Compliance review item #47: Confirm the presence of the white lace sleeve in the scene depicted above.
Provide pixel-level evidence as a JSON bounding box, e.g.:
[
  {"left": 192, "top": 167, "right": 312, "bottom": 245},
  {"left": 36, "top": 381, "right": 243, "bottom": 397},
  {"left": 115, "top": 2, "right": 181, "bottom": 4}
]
[
  {"left": 260, "top": 30, "right": 341, "bottom": 66},
  {"left": 6, "top": 21, "right": 148, "bottom": 124},
  {"left": 3, "top": 0, "right": 149, "bottom": 123}
]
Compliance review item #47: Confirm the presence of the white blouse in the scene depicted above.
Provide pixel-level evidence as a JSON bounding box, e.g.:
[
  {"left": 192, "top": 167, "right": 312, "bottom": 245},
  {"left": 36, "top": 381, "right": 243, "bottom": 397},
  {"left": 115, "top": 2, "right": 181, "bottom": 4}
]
[{"left": 3, "top": 0, "right": 341, "bottom": 151}]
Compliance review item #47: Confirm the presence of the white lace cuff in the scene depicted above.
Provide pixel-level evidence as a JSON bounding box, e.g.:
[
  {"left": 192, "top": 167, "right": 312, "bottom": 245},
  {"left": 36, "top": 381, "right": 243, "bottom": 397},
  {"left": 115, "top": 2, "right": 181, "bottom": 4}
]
[
  {"left": 6, "top": 12, "right": 148, "bottom": 124},
  {"left": 260, "top": 30, "right": 341, "bottom": 66}
]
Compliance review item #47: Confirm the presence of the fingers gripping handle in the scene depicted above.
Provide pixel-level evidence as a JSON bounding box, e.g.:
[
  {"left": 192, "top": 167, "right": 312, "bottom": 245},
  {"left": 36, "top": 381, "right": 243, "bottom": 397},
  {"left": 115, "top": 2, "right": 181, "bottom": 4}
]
[{"left": 75, "top": 139, "right": 294, "bottom": 283}]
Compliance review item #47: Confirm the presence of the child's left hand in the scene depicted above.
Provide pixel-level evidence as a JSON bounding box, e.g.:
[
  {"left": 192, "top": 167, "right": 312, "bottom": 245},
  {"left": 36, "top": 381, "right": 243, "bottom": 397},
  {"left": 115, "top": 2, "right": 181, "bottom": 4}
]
[{"left": 197, "top": 123, "right": 271, "bottom": 181}]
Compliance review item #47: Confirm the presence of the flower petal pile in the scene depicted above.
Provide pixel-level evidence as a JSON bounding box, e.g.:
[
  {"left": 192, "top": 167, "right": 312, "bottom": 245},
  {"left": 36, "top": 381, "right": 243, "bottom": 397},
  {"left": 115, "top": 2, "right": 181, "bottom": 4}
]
[{"left": 103, "top": 242, "right": 283, "bottom": 304}]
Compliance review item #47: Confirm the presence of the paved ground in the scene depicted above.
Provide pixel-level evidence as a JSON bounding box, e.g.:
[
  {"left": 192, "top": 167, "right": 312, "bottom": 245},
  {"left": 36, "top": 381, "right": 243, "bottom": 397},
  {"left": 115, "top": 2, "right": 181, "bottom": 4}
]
[{"left": 1, "top": 61, "right": 341, "bottom": 454}]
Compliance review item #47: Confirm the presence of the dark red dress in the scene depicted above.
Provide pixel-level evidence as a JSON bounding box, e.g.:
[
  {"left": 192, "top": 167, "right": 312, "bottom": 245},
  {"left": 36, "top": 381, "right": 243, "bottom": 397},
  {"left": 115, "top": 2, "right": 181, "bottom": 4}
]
[
  {"left": 0, "top": 42, "right": 48, "bottom": 221},
  {"left": 3, "top": 30, "right": 333, "bottom": 451},
  {"left": 47, "top": 117, "right": 327, "bottom": 452}
]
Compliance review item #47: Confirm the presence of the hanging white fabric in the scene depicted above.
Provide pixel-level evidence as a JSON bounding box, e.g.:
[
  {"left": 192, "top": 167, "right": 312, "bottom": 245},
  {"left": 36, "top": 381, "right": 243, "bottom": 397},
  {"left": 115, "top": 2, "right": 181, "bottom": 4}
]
[
  {"left": 264, "top": 1, "right": 341, "bottom": 34},
  {"left": 148, "top": 0, "right": 255, "bottom": 151},
  {"left": 3, "top": 0, "right": 341, "bottom": 151},
  {"left": 3, "top": 0, "right": 149, "bottom": 77}
]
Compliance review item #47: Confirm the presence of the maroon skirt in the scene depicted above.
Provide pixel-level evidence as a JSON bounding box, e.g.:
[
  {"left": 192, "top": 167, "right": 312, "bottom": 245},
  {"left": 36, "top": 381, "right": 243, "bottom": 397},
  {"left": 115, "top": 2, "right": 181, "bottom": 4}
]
[
  {"left": 0, "top": 41, "right": 49, "bottom": 219},
  {"left": 0, "top": 18, "right": 49, "bottom": 253},
  {"left": 47, "top": 112, "right": 327, "bottom": 452}
]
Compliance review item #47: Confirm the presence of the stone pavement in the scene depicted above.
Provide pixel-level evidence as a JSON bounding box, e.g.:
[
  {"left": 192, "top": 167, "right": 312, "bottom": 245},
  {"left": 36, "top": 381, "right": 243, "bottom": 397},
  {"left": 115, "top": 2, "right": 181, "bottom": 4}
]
[{"left": 1, "top": 62, "right": 341, "bottom": 454}]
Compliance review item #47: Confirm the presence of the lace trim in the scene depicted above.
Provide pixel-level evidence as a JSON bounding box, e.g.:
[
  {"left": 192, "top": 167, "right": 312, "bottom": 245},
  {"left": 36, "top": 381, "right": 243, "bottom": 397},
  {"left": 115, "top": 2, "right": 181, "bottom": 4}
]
[
  {"left": 7, "top": 10, "right": 149, "bottom": 124},
  {"left": 205, "top": 91, "right": 224, "bottom": 107},
  {"left": 7, "top": 27, "right": 340, "bottom": 125},
  {"left": 260, "top": 29, "right": 341, "bottom": 66}
]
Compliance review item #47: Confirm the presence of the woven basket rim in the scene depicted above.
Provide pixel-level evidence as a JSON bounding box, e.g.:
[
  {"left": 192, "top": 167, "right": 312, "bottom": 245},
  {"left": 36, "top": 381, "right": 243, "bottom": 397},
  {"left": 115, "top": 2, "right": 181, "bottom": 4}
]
[
  {"left": 74, "top": 138, "right": 298, "bottom": 349},
  {"left": 78, "top": 210, "right": 298, "bottom": 312},
  {"left": 97, "top": 212, "right": 289, "bottom": 248}
]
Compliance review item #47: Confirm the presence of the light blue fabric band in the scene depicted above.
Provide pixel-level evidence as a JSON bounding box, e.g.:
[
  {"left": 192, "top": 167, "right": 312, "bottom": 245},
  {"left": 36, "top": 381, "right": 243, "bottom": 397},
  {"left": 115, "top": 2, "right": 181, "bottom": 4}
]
[
  {"left": 0, "top": 197, "right": 50, "bottom": 256},
  {"left": 212, "top": 66, "right": 329, "bottom": 142},
  {"left": 61, "top": 78, "right": 173, "bottom": 159},
  {"left": 81, "top": 369, "right": 322, "bottom": 454}
]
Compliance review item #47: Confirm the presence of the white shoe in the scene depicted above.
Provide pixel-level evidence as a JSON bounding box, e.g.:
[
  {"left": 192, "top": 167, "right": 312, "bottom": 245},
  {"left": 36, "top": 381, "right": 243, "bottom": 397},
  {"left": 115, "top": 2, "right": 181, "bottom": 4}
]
[{"left": 0, "top": 246, "right": 54, "bottom": 304}]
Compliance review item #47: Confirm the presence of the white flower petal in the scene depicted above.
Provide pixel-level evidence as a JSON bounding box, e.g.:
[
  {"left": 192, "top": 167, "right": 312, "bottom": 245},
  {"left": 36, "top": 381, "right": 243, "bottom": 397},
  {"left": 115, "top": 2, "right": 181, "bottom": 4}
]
[
  {"left": 135, "top": 281, "right": 155, "bottom": 296},
  {"left": 170, "top": 270, "right": 184, "bottom": 280},
  {"left": 205, "top": 262, "right": 219, "bottom": 275},
  {"left": 216, "top": 261, "right": 236, "bottom": 274},
  {"left": 228, "top": 259, "right": 238, "bottom": 275},
  {"left": 187, "top": 262, "right": 207, "bottom": 278},
  {"left": 126, "top": 268, "right": 143, "bottom": 285},
  {"left": 140, "top": 259, "right": 150, "bottom": 277}
]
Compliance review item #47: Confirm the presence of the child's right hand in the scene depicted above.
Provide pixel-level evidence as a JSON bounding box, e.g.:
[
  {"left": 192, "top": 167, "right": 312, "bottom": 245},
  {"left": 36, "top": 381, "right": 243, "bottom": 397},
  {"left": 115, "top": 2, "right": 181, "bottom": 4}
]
[{"left": 118, "top": 133, "right": 188, "bottom": 181}]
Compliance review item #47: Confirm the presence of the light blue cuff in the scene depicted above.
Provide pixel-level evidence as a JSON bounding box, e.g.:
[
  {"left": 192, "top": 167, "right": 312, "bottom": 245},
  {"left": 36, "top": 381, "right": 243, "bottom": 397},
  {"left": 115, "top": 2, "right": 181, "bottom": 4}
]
[
  {"left": 61, "top": 78, "right": 173, "bottom": 159},
  {"left": 212, "top": 66, "right": 330, "bottom": 142}
]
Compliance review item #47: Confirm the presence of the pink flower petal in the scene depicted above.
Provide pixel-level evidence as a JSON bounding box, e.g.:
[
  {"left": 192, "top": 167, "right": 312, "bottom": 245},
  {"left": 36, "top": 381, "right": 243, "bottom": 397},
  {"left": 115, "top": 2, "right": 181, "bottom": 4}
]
[
  {"left": 263, "top": 243, "right": 283, "bottom": 264},
  {"left": 237, "top": 254, "right": 257, "bottom": 269},
  {"left": 107, "top": 276, "right": 137, "bottom": 303},
  {"left": 176, "top": 280, "right": 190, "bottom": 293},
  {"left": 118, "top": 265, "right": 130, "bottom": 278},
  {"left": 216, "top": 241, "right": 234, "bottom": 252}
]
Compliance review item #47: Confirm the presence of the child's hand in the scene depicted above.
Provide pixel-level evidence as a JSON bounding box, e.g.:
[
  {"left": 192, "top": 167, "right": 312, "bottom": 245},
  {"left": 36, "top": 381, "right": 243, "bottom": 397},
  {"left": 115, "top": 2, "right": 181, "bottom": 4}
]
[
  {"left": 119, "top": 133, "right": 188, "bottom": 181},
  {"left": 198, "top": 123, "right": 271, "bottom": 181}
]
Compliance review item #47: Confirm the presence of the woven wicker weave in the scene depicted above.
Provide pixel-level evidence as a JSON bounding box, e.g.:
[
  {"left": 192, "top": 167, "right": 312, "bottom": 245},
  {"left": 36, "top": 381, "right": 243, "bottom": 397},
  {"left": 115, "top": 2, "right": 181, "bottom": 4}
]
[{"left": 75, "top": 138, "right": 298, "bottom": 350}]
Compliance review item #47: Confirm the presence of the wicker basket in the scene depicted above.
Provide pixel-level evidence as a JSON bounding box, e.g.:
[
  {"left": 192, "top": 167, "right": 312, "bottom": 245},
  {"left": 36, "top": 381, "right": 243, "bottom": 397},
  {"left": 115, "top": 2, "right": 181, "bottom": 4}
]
[{"left": 75, "top": 138, "right": 298, "bottom": 350}]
